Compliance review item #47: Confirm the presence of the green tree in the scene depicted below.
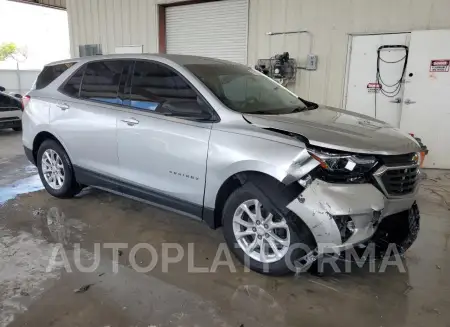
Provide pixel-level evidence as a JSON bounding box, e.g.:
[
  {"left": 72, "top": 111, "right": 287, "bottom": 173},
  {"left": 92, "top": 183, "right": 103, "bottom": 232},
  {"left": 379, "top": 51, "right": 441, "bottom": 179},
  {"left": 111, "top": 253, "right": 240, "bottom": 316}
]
[{"left": 0, "top": 42, "right": 18, "bottom": 61}]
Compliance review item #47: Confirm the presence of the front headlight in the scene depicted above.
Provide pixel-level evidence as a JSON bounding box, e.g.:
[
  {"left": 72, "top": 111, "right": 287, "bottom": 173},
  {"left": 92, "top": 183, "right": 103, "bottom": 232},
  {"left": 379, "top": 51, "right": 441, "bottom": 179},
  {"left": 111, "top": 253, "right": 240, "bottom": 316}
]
[
  {"left": 308, "top": 149, "right": 377, "bottom": 172},
  {"left": 308, "top": 148, "right": 378, "bottom": 183}
]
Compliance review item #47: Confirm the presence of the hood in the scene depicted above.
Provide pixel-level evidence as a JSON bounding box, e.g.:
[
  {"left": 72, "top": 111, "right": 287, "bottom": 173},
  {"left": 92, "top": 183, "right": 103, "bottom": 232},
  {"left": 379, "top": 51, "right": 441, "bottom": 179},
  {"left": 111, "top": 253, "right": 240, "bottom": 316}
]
[{"left": 243, "top": 106, "right": 421, "bottom": 155}]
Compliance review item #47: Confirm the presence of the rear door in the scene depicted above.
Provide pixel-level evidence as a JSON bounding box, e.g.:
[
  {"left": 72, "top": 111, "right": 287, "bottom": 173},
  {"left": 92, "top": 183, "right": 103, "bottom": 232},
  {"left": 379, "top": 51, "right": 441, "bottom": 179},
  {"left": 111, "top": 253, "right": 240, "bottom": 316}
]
[
  {"left": 116, "top": 60, "right": 213, "bottom": 215},
  {"left": 50, "top": 60, "right": 132, "bottom": 179}
]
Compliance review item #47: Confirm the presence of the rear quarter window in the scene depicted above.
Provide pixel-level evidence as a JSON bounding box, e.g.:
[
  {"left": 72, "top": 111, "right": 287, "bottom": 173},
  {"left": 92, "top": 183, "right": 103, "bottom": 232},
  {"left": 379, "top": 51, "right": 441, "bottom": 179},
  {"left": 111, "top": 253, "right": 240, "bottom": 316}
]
[{"left": 35, "top": 62, "right": 76, "bottom": 90}]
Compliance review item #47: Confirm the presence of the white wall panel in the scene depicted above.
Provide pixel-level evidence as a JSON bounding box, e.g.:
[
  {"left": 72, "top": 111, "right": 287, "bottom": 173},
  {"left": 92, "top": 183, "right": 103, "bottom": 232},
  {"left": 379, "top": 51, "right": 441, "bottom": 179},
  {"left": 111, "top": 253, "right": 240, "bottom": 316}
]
[
  {"left": 67, "top": 0, "right": 450, "bottom": 107},
  {"left": 0, "top": 70, "right": 40, "bottom": 95}
]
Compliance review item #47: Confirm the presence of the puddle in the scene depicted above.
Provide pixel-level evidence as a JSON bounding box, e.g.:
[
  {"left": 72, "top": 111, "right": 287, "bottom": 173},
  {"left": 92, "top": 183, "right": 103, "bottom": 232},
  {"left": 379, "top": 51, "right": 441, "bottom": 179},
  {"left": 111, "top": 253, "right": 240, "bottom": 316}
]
[
  {"left": 31, "top": 207, "right": 87, "bottom": 246},
  {"left": 0, "top": 175, "right": 43, "bottom": 206}
]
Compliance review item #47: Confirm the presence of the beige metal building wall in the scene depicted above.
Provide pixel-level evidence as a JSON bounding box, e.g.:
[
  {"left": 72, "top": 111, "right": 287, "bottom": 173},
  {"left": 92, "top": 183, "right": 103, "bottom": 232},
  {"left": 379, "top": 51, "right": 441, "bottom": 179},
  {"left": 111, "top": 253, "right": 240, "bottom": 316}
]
[{"left": 66, "top": 0, "right": 450, "bottom": 108}]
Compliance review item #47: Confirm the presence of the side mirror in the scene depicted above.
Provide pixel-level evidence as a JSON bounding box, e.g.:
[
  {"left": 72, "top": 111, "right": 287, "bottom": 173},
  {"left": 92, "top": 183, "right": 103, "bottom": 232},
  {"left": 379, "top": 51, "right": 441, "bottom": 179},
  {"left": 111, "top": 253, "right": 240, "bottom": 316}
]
[
  {"left": 162, "top": 98, "right": 213, "bottom": 121},
  {"left": 0, "top": 86, "right": 5, "bottom": 92}
]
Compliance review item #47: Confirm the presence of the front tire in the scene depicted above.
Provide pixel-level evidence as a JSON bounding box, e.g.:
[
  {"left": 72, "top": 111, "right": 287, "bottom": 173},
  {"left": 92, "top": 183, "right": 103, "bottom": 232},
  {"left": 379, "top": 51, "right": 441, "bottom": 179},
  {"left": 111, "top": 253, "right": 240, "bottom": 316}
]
[
  {"left": 222, "top": 184, "right": 315, "bottom": 275},
  {"left": 37, "top": 139, "right": 81, "bottom": 198}
]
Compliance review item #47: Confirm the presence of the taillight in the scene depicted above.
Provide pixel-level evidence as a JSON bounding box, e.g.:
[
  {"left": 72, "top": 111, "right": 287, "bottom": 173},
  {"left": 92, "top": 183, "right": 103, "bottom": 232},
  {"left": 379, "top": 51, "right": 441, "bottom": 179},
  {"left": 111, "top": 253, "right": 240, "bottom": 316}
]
[{"left": 22, "top": 95, "right": 31, "bottom": 111}]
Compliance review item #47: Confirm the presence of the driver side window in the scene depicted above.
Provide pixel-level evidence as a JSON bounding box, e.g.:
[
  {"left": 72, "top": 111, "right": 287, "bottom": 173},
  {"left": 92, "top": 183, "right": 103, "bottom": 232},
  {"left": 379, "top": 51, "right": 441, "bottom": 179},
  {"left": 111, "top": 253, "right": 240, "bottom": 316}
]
[{"left": 127, "top": 61, "right": 213, "bottom": 120}]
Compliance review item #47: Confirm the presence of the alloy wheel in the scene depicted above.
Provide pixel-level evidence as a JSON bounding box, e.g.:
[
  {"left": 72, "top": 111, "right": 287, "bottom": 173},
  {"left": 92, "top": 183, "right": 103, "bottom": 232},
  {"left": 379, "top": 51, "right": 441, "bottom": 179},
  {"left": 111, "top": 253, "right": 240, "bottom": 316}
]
[
  {"left": 41, "top": 149, "right": 65, "bottom": 190},
  {"left": 233, "top": 199, "right": 290, "bottom": 263}
]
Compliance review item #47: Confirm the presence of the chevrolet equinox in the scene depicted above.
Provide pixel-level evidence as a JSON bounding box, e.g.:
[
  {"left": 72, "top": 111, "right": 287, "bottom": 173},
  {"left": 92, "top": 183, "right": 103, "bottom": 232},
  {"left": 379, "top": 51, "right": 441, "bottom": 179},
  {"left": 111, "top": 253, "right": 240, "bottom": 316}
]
[{"left": 22, "top": 54, "right": 421, "bottom": 275}]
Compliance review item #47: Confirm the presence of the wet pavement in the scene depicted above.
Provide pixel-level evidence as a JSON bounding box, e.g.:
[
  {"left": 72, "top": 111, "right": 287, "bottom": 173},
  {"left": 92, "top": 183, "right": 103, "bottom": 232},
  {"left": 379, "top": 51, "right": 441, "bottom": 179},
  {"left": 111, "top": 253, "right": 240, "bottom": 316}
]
[{"left": 1, "top": 131, "right": 450, "bottom": 327}]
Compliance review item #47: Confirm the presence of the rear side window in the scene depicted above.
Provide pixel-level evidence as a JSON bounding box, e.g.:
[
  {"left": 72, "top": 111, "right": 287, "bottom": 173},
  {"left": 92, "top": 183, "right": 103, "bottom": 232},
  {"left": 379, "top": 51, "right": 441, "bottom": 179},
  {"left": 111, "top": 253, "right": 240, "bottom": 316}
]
[
  {"left": 79, "top": 60, "right": 127, "bottom": 105},
  {"left": 35, "top": 62, "right": 76, "bottom": 90}
]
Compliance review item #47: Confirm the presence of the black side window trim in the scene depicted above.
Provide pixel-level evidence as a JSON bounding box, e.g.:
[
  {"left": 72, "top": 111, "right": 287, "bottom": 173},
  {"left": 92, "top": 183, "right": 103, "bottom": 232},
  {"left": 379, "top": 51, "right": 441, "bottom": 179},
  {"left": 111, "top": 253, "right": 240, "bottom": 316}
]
[
  {"left": 124, "top": 59, "right": 220, "bottom": 123},
  {"left": 77, "top": 64, "right": 87, "bottom": 98}
]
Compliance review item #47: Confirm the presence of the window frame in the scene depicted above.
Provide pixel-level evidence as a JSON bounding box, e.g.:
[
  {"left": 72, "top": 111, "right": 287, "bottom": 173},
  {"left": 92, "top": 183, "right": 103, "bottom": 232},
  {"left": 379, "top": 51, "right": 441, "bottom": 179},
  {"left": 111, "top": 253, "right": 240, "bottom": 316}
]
[
  {"left": 77, "top": 59, "right": 130, "bottom": 106},
  {"left": 123, "top": 59, "right": 220, "bottom": 123},
  {"left": 58, "top": 58, "right": 220, "bottom": 123},
  {"left": 58, "top": 59, "right": 132, "bottom": 107}
]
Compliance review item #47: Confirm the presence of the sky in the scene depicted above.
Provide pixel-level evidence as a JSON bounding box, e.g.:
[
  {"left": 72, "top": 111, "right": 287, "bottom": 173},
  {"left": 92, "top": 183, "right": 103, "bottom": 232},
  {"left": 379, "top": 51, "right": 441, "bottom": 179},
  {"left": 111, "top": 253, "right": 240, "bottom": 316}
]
[{"left": 0, "top": 0, "right": 70, "bottom": 70}]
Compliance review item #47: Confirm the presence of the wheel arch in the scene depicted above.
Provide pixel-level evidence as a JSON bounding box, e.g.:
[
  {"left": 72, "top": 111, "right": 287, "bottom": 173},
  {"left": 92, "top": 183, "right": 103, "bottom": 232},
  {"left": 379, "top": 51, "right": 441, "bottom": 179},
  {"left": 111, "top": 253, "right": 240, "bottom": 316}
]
[
  {"left": 206, "top": 170, "right": 304, "bottom": 230},
  {"left": 32, "top": 131, "right": 68, "bottom": 164}
]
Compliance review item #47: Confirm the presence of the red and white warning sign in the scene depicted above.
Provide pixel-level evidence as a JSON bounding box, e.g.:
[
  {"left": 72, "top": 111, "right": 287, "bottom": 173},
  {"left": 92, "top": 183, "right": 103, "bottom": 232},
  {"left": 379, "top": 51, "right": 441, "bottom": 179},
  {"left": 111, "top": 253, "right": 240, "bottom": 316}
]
[
  {"left": 367, "top": 83, "right": 382, "bottom": 93},
  {"left": 430, "top": 59, "right": 449, "bottom": 72}
]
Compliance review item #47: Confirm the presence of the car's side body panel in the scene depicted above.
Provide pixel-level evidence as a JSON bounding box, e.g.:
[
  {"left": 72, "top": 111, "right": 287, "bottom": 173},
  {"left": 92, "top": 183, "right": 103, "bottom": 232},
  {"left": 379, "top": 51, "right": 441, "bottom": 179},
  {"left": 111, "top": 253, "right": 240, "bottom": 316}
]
[
  {"left": 115, "top": 107, "right": 212, "bottom": 207},
  {"left": 47, "top": 95, "right": 119, "bottom": 178},
  {"left": 204, "top": 124, "right": 309, "bottom": 209},
  {"left": 22, "top": 97, "right": 51, "bottom": 149}
]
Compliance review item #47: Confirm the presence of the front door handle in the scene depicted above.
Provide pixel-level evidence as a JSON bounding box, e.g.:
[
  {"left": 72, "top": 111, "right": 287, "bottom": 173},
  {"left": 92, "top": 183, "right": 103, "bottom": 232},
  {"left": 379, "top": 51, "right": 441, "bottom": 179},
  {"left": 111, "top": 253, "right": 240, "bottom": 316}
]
[
  {"left": 56, "top": 103, "right": 70, "bottom": 110},
  {"left": 389, "top": 97, "right": 401, "bottom": 103},
  {"left": 404, "top": 99, "right": 416, "bottom": 105},
  {"left": 121, "top": 118, "right": 139, "bottom": 126}
]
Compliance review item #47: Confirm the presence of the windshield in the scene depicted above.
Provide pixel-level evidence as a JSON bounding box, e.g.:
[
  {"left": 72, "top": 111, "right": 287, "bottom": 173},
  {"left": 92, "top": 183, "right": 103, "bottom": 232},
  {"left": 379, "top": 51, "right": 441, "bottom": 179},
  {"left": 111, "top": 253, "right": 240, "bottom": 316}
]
[{"left": 185, "top": 63, "right": 307, "bottom": 114}]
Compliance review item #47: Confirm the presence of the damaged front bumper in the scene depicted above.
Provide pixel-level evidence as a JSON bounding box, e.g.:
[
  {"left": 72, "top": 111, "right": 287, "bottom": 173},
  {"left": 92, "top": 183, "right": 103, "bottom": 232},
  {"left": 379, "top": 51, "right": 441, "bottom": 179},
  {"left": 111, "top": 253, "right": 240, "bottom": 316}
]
[{"left": 287, "top": 179, "right": 419, "bottom": 254}]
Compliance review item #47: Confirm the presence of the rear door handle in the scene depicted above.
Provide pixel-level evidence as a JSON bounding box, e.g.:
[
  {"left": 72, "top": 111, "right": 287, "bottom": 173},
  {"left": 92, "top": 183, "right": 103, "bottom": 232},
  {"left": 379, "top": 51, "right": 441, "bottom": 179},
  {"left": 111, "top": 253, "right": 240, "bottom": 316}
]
[
  {"left": 404, "top": 99, "right": 416, "bottom": 105},
  {"left": 121, "top": 118, "right": 139, "bottom": 126},
  {"left": 389, "top": 97, "right": 402, "bottom": 103},
  {"left": 57, "top": 103, "right": 70, "bottom": 110}
]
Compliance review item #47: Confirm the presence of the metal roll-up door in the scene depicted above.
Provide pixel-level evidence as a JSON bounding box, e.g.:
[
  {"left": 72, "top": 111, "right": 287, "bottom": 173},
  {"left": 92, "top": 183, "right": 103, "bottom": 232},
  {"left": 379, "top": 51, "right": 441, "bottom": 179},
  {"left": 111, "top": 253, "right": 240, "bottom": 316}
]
[{"left": 166, "top": 0, "right": 248, "bottom": 64}]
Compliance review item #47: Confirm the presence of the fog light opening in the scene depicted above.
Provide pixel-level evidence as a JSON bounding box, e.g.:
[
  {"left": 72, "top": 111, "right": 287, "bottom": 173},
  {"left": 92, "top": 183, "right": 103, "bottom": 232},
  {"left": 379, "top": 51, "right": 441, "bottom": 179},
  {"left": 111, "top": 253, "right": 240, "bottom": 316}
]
[{"left": 334, "top": 215, "right": 355, "bottom": 243}]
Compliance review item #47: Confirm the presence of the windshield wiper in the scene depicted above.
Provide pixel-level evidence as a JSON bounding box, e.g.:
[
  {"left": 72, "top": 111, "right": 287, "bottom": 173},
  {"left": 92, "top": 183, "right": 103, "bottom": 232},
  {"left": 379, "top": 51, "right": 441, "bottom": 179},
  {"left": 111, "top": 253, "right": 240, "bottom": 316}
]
[
  {"left": 291, "top": 104, "right": 318, "bottom": 113},
  {"left": 245, "top": 110, "right": 277, "bottom": 115},
  {"left": 290, "top": 106, "right": 307, "bottom": 113}
]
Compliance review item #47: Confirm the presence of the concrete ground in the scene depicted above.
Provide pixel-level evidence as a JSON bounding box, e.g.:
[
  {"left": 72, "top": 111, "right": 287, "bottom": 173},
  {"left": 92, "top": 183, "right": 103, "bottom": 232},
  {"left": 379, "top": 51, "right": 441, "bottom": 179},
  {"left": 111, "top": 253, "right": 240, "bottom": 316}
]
[{"left": 1, "top": 130, "right": 449, "bottom": 327}]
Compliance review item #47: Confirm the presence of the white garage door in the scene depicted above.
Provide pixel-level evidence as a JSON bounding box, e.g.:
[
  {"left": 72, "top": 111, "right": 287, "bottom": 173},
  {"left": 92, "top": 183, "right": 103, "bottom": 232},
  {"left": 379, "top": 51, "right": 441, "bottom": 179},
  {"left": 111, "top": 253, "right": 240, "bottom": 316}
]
[{"left": 166, "top": 0, "right": 248, "bottom": 64}]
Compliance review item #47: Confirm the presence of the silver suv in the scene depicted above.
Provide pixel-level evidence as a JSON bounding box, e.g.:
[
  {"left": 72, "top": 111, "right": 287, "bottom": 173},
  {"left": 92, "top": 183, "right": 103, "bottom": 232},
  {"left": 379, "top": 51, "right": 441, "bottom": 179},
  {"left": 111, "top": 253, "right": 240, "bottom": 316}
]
[{"left": 22, "top": 54, "right": 421, "bottom": 275}]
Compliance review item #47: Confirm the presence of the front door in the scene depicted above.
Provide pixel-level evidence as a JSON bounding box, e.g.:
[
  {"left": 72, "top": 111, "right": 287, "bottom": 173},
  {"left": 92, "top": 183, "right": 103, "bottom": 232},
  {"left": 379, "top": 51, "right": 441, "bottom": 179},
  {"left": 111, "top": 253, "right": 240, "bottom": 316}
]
[
  {"left": 400, "top": 30, "right": 450, "bottom": 169},
  {"left": 116, "top": 60, "right": 213, "bottom": 216},
  {"left": 345, "top": 33, "right": 410, "bottom": 127}
]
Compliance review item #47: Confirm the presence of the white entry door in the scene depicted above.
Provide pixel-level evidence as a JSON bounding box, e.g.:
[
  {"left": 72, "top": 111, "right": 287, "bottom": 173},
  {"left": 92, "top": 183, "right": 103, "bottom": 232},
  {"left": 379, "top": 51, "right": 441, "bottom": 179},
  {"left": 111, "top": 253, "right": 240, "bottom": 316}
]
[
  {"left": 400, "top": 30, "right": 450, "bottom": 169},
  {"left": 345, "top": 33, "right": 410, "bottom": 127}
]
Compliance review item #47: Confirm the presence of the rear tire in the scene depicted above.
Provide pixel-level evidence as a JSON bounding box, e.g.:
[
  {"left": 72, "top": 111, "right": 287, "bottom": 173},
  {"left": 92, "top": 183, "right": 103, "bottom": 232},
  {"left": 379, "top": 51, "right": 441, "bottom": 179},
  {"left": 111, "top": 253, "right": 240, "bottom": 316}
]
[
  {"left": 222, "top": 184, "right": 316, "bottom": 276},
  {"left": 37, "top": 139, "right": 82, "bottom": 198}
]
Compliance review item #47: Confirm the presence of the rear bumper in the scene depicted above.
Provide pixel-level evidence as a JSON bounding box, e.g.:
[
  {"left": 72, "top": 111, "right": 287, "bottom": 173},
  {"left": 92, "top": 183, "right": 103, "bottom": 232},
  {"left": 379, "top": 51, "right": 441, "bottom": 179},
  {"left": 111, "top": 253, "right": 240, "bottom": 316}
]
[
  {"left": 0, "top": 118, "right": 21, "bottom": 129},
  {"left": 24, "top": 146, "right": 35, "bottom": 165},
  {"left": 287, "top": 179, "right": 418, "bottom": 254}
]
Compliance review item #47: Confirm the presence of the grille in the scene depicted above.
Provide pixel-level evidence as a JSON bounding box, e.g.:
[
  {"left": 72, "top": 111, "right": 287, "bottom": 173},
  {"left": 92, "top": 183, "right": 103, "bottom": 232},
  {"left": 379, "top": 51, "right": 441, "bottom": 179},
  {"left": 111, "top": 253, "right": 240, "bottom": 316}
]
[{"left": 376, "top": 166, "right": 419, "bottom": 196}]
